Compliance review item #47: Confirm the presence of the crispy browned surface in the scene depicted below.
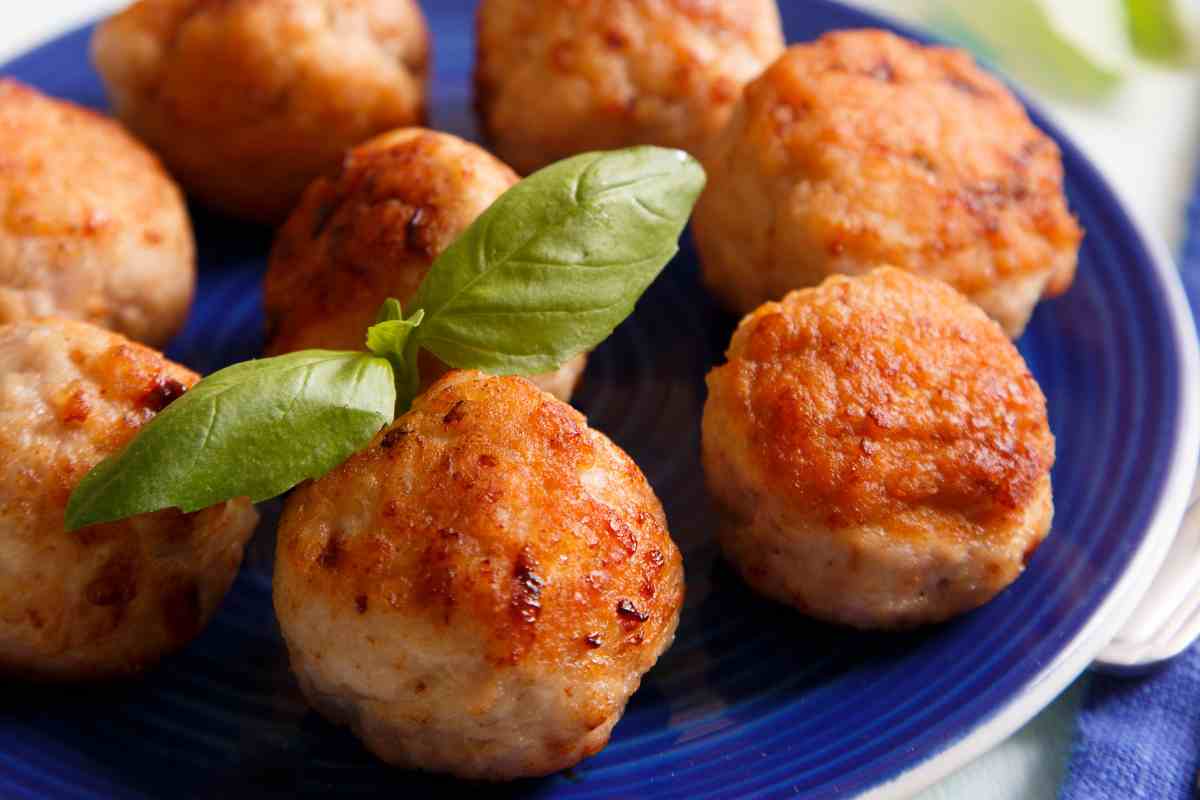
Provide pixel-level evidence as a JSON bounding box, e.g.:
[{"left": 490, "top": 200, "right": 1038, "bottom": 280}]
[
  {"left": 265, "top": 128, "right": 586, "bottom": 400},
  {"left": 710, "top": 268, "right": 1053, "bottom": 529},
  {"left": 475, "top": 0, "right": 785, "bottom": 173},
  {"left": 0, "top": 318, "right": 257, "bottom": 679},
  {"left": 0, "top": 79, "right": 194, "bottom": 347},
  {"left": 702, "top": 268, "right": 1055, "bottom": 627},
  {"left": 265, "top": 129, "right": 515, "bottom": 354},
  {"left": 278, "top": 370, "right": 681, "bottom": 670},
  {"left": 275, "top": 371, "right": 683, "bottom": 777},
  {"left": 693, "top": 29, "right": 1082, "bottom": 336},
  {"left": 92, "top": 0, "right": 430, "bottom": 223}
]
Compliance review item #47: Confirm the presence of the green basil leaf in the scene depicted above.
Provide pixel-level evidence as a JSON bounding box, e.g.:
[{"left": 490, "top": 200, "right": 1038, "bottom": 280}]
[
  {"left": 1125, "top": 0, "right": 1192, "bottom": 63},
  {"left": 366, "top": 307, "right": 424, "bottom": 362},
  {"left": 366, "top": 301, "right": 424, "bottom": 415},
  {"left": 65, "top": 351, "right": 395, "bottom": 530},
  {"left": 375, "top": 298, "right": 404, "bottom": 323},
  {"left": 409, "top": 146, "right": 705, "bottom": 375},
  {"left": 395, "top": 336, "right": 423, "bottom": 416}
]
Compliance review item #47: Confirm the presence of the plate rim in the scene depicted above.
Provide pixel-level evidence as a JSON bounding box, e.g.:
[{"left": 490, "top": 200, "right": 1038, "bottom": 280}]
[
  {"left": 837, "top": 8, "right": 1200, "bottom": 795},
  {"left": 866, "top": 227, "right": 1200, "bottom": 799},
  {"left": 1, "top": 4, "right": 1198, "bottom": 799}
]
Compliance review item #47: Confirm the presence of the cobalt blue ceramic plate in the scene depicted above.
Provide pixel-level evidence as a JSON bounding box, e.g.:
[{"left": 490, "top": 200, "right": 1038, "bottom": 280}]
[{"left": 2, "top": 2, "right": 1198, "bottom": 798}]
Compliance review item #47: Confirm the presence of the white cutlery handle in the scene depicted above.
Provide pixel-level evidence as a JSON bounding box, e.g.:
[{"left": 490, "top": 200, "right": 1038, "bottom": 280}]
[{"left": 1095, "top": 478, "right": 1200, "bottom": 673}]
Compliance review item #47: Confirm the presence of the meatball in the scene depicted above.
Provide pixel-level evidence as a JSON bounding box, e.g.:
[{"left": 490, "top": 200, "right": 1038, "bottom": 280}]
[
  {"left": 0, "top": 318, "right": 259, "bottom": 680},
  {"left": 702, "top": 268, "right": 1055, "bottom": 629},
  {"left": 274, "top": 371, "right": 684, "bottom": 778},
  {"left": 475, "top": 0, "right": 785, "bottom": 174},
  {"left": 92, "top": 0, "right": 430, "bottom": 223},
  {"left": 264, "top": 128, "right": 586, "bottom": 401},
  {"left": 693, "top": 29, "right": 1083, "bottom": 338},
  {"left": 0, "top": 79, "right": 194, "bottom": 347}
]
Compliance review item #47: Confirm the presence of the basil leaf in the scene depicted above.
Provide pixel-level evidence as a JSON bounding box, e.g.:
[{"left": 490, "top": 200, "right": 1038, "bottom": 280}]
[
  {"left": 366, "top": 303, "right": 425, "bottom": 414},
  {"left": 376, "top": 298, "right": 404, "bottom": 323},
  {"left": 366, "top": 308, "right": 424, "bottom": 362},
  {"left": 393, "top": 336, "right": 423, "bottom": 416},
  {"left": 65, "top": 351, "right": 395, "bottom": 530},
  {"left": 409, "top": 146, "right": 705, "bottom": 375},
  {"left": 1125, "top": 0, "right": 1192, "bottom": 63}
]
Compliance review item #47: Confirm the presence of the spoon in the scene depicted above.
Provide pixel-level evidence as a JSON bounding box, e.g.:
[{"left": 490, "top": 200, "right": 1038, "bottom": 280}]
[{"left": 1094, "top": 477, "right": 1200, "bottom": 674}]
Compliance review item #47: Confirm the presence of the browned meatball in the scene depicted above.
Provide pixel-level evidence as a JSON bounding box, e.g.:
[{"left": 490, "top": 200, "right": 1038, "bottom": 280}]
[
  {"left": 264, "top": 128, "right": 586, "bottom": 401},
  {"left": 92, "top": 0, "right": 430, "bottom": 223},
  {"left": 702, "top": 268, "right": 1055, "bottom": 629},
  {"left": 0, "top": 79, "right": 194, "bottom": 347},
  {"left": 274, "top": 370, "right": 684, "bottom": 778},
  {"left": 693, "top": 29, "right": 1083, "bottom": 337},
  {"left": 0, "top": 318, "right": 259, "bottom": 680},
  {"left": 475, "top": 0, "right": 785, "bottom": 174}
]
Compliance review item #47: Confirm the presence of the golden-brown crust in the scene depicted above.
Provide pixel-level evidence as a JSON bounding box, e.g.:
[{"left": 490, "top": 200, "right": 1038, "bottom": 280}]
[
  {"left": 278, "top": 371, "right": 682, "bottom": 667},
  {"left": 0, "top": 79, "right": 194, "bottom": 346},
  {"left": 702, "top": 268, "right": 1056, "bottom": 628},
  {"left": 0, "top": 318, "right": 258, "bottom": 679},
  {"left": 707, "top": 267, "right": 1054, "bottom": 531},
  {"left": 264, "top": 128, "right": 586, "bottom": 400},
  {"left": 274, "top": 371, "right": 682, "bottom": 776},
  {"left": 475, "top": 0, "right": 785, "bottom": 173},
  {"left": 4, "top": 318, "right": 199, "bottom": 510},
  {"left": 265, "top": 129, "right": 516, "bottom": 354},
  {"left": 91, "top": 0, "right": 430, "bottom": 223},
  {"left": 693, "top": 29, "right": 1082, "bottom": 335}
]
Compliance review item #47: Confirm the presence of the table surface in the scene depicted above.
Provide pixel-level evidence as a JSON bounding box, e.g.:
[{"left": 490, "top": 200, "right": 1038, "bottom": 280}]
[{"left": 2, "top": 2, "right": 1196, "bottom": 799}]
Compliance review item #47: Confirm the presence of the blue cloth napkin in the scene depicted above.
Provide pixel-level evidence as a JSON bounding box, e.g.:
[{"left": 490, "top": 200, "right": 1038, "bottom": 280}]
[
  {"left": 1058, "top": 178, "right": 1200, "bottom": 800},
  {"left": 1060, "top": 651, "right": 1200, "bottom": 798}
]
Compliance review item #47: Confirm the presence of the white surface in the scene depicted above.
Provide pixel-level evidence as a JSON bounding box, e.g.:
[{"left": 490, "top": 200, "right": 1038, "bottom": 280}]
[
  {"left": 2, "top": 3, "right": 1198, "bottom": 800},
  {"left": 0, "top": 3, "right": 120, "bottom": 68}
]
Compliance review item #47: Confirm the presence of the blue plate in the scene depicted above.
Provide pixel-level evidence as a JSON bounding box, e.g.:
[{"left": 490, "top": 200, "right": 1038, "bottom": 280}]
[{"left": 3, "top": 2, "right": 1198, "bottom": 798}]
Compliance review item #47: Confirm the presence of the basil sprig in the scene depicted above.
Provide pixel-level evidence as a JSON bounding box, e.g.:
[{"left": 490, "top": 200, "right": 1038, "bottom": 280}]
[
  {"left": 366, "top": 300, "right": 425, "bottom": 410},
  {"left": 65, "top": 147, "right": 705, "bottom": 530}
]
